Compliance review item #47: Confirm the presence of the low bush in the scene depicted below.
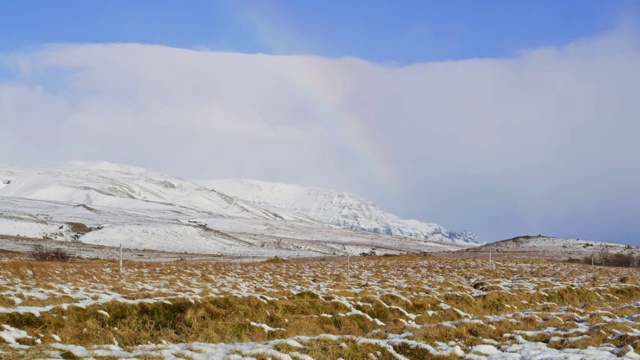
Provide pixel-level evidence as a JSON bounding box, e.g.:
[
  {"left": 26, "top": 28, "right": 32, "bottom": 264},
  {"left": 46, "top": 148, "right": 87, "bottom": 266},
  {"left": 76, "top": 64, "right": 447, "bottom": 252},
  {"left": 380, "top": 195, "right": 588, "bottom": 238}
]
[
  {"left": 30, "top": 245, "right": 71, "bottom": 262},
  {"left": 580, "top": 251, "right": 640, "bottom": 267}
]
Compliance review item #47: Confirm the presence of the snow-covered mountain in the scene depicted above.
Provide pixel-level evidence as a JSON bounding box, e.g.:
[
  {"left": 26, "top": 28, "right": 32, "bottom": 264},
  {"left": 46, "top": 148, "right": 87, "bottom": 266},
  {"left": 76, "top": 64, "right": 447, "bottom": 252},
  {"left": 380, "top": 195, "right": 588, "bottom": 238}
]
[
  {"left": 0, "top": 162, "right": 467, "bottom": 257},
  {"left": 0, "top": 161, "right": 309, "bottom": 222},
  {"left": 198, "top": 179, "right": 481, "bottom": 245}
]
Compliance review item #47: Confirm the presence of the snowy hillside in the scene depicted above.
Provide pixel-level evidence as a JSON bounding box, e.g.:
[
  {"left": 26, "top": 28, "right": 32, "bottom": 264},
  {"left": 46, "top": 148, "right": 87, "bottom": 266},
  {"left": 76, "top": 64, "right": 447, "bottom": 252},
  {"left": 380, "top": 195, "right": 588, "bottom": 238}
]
[
  {"left": 471, "top": 235, "right": 633, "bottom": 254},
  {"left": 0, "top": 162, "right": 465, "bottom": 257},
  {"left": 0, "top": 161, "right": 309, "bottom": 222},
  {"left": 461, "top": 235, "right": 639, "bottom": 261},
  {"left": 199, "top": 179, "right": 481, "bottom": 245}
]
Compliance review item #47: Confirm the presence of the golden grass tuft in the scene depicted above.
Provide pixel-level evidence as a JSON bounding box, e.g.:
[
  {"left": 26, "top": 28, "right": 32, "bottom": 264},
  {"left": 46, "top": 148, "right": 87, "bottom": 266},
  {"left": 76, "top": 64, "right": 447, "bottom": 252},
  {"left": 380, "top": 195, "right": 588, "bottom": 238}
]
[{"left": 263, "top": 256, "right": 286, "bottom": 264}]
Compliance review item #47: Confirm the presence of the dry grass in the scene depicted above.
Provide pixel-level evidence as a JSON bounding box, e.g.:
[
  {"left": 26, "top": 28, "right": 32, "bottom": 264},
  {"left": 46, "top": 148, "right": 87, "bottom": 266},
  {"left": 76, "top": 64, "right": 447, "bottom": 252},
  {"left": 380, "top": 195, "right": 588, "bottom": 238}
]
[{"left": 0, "top": 256, "right": 637, "bottom": 358}]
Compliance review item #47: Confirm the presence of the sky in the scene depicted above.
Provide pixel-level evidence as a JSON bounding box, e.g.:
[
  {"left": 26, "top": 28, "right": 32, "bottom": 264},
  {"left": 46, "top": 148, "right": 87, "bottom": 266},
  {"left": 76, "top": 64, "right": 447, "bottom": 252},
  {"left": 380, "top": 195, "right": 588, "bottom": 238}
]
[{"left": 1, "top": 1, "right": 639, "bottom": 245}]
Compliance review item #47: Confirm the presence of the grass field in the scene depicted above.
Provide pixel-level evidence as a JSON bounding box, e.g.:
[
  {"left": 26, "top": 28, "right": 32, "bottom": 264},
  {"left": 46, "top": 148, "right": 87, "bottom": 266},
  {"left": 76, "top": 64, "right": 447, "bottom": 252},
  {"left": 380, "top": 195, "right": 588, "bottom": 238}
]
[{"left": 0, "top": 255, "right": 638, "bottom": 359}]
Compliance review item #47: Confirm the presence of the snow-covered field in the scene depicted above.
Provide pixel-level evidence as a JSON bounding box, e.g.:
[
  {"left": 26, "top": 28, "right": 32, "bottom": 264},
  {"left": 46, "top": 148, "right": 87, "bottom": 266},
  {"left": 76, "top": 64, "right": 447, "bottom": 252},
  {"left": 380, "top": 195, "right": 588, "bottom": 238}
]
[
  {"left": 0, "top": 195, "right": 462, "bottom": 260},
  {"left": 0, "top": 256, "right": 638, "bottom": 359},
  {"left": 0, "top": 162, "right": 469, "bottom": 259}
]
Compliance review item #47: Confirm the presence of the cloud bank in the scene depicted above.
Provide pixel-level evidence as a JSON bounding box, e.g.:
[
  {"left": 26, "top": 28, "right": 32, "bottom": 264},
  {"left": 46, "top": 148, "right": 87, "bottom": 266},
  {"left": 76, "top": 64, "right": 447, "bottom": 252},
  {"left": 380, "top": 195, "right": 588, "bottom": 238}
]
[{"left": 1, "top": 29, "right": 639, "bottom": 244}]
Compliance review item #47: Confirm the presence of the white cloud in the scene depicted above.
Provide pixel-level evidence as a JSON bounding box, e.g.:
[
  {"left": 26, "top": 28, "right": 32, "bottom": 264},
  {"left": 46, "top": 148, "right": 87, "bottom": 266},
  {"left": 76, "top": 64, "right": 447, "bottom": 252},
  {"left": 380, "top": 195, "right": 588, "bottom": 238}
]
[{"left": 1, "top": 30, "right": 639, "bottom": 244}]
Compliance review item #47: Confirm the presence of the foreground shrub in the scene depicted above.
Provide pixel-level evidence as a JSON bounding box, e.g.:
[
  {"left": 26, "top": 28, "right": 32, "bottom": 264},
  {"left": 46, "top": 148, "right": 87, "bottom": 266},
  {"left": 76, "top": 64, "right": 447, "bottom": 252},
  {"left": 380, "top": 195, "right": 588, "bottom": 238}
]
[
  {"left": 30, "top": 245, "right": 71, "bottom": 262},
  {"left": 579, "top": 250, "right": 640, "bottom": 267}
]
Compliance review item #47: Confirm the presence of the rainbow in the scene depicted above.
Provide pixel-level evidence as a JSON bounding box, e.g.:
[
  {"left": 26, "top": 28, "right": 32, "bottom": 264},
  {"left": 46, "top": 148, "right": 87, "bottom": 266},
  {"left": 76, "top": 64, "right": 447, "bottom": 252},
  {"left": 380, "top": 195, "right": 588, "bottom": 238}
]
[{"left": 230, "top": 2, "right": 401, "bottom": 196}]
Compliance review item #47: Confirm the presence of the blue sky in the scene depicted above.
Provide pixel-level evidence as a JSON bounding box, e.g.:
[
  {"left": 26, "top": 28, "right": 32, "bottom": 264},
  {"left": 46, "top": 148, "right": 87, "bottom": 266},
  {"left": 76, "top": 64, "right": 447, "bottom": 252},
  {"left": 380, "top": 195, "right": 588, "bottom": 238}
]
[
  {"left": 1, "top": 1, "right": 640, "bottom": 245},
  {"left": 0, "top": 0, "right": 635, "bottom": 63}
]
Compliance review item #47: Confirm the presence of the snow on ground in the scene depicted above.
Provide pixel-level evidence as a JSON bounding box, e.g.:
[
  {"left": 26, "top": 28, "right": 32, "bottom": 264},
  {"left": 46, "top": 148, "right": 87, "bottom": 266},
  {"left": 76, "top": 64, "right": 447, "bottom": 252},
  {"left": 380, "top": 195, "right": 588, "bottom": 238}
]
[
  {"left": 464, "top": 235, "right": 638, "bottom": 262},
  {"left": 0, "top": 196, "right": 463, "bottom": 259},
  {"left": 0, "top": 257, "right": 637, "bottom": 359},
  {"left": 485, "top": 236, "right": 631, "bottom": 251},
  {"left": 0, "top": 162, "right": 467, "bottom": 259}
]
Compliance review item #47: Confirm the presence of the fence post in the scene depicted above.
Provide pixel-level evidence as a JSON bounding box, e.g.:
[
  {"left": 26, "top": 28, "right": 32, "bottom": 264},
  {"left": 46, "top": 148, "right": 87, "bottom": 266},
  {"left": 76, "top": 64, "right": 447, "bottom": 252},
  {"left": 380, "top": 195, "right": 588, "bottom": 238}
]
[{"left": 119, "top": 243, "right": 123, "bottom": 275}]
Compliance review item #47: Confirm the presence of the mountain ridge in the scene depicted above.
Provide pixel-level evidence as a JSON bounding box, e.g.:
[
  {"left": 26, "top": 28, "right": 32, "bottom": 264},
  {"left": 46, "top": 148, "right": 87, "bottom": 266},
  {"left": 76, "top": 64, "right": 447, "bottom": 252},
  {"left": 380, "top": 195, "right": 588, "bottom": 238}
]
[{"left": 198, "top": 178, "right": 481, "bottom": 245}]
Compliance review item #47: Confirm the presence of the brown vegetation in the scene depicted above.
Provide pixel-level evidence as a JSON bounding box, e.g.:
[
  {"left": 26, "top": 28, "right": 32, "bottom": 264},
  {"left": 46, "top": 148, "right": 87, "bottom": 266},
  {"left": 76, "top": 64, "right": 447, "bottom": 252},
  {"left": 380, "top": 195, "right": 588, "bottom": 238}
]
[
  {"left": 0, "top": 256, "right": 637, "bottom": 358},
  {"left": 28, "top": 244, "right": 71, "bottom": 262}
]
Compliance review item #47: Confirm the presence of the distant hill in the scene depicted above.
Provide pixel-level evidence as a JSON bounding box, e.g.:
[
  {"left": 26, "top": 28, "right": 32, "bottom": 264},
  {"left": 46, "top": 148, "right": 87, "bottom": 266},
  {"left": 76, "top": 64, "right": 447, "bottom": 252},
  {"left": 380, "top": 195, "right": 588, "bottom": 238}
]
[
  {"left": 199, "top": 178, "right": 481, "bottom": 245},
  {"left": 463, "top": 235, "right": 638, "bottom": 261}
]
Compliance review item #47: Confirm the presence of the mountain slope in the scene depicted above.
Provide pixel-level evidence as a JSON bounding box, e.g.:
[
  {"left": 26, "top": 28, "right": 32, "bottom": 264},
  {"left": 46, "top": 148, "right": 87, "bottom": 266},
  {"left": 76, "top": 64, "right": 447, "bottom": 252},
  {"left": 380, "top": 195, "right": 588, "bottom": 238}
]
[
  {"left": 199, "top": 179, "right": 481, "bottom": 245},
  {"left": 469, "top": 235, "right": 634, "bottom": 254},
  {"left": 0, "top": 162, "right": 466, "bottom": 257},
  {"left": 0, "top": 161, "right": 311, "bottom": 222},
  {"left": 454, "top": 235, "right": 639, "bottom": 262}
]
